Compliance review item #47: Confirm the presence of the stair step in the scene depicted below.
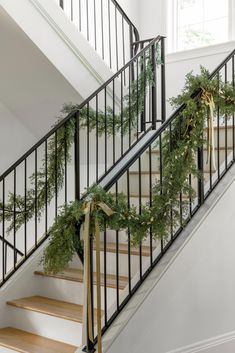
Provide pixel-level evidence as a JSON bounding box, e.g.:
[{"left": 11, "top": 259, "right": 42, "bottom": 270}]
[
  {"left": 148, "top": 146, "right": 234, "bottom": 154},
  {"left": 35, "top": 268, "right": 128, "bottom": 290},
  {"left": 129, "top": 170, "right": 213, "bottom": 175},
  {"left": 130, "top": 193, "right": 189, "bottom": 200},
  {"left": 0, "top": 327, "right": 77, "bottom": 353},
  {"left": 7, "top": 296, "right": 100, "bottom": 323},
  {"left": 97, "top": 242, "right": 152, "bottom": 257}
]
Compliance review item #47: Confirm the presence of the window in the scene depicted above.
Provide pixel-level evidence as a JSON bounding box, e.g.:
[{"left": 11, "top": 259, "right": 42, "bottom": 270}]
[{"left": 167, "top": 0, "right": 234, "bottom": 53}]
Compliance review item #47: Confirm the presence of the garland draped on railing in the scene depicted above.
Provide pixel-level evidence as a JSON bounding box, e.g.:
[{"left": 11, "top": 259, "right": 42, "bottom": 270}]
[
  {"left": 0, "top": 51, "right": 155, "bottom": 234},
  {"left": 41, "top": 67, "right": 235, "bottom": 274},
  {"left": 1, "top": 66, "right": 235, "bottom": 275}
]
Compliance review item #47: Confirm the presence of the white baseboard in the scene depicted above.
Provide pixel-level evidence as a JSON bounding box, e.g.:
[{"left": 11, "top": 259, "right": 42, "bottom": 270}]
[{"left": 167, "top": 331, "right": 235, "bottom": 353}]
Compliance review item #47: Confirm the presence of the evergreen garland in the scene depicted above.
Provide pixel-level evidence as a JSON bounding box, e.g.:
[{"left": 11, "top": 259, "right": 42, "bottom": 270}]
[
  {"left": 42, "top": 67, "right": 235, "bottom": 273},
  {"left": 0, "top": 51, "right": 155, "bottom": 233},
  {"left": 2, "top": 63, "right": 235, "bottom": 274}
]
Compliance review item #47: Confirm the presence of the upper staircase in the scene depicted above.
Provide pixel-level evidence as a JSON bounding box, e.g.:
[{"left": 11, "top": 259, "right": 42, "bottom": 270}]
[{"left": 0, "top": 1, "right": 235, "bottom": 352}]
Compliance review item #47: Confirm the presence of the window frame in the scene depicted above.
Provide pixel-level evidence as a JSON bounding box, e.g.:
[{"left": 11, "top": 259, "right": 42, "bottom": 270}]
[{"left": 167, "top": 0, "right": 235, "bottom": 53}]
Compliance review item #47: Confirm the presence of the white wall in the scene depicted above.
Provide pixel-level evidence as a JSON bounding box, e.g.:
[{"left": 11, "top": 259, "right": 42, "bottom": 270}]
[
  {"left": 118, "top": 0, "right": 140, "bottom": 30},
  {"left": 0, "top": 102, "right": 36, "bottom": 174},
  {"left": 0, "top": 0, "right": 122, "bottom": 174},
  {"left": 139, "top": 0, "right": 166, "bottom": 39},
  {"left": 0, "top": 0, "right": 120, "bottom": 138},
  {"left": 107, "top": 177, "right": 235, "bottom": 353}
]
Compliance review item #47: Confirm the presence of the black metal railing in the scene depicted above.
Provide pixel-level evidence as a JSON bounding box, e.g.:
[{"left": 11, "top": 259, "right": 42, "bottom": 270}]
[
  {"left": 84, "top": 48, "right": 235, "bottom": 350},
  {"left": 0, "top": 236, "right": 23, "bottom": 281},
  {"left": 58, "top": 0, "right": 140, "bottom": 72},
  {"left": 0, "top": 35, "right": 165, "bottom": 288}
]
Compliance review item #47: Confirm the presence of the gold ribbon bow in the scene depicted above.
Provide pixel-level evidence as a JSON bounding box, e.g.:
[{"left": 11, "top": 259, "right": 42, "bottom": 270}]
[
  {"left": 201, "top": 89, "right": 216, "bottom": 171},
  {"left": 81, "top": 200, "right": 114, "bottom": 353}
]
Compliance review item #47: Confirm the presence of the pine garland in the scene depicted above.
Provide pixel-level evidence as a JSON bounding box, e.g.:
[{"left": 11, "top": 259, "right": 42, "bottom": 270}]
[
  {"left": 2, "top": 62, "right": 235, "bottom": 274},
  {"left": 0, "top": 51, "right": 156, "bottom": 233},
  {"left": 42, "top": 67, "right": 235, "bottom": 273}
]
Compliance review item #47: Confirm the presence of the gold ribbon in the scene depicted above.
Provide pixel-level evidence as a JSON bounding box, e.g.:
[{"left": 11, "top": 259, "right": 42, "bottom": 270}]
[
  {"left": 81, "top": 200, "right": 114, "bottom": 353},
  {"left": 201, "top": 89, "right": 216, "bottom": 171}
]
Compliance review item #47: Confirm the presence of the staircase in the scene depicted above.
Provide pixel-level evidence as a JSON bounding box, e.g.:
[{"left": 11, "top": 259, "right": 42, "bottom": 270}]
[{"left": 0, "top": 1, "right": 235, "bottom": 353}]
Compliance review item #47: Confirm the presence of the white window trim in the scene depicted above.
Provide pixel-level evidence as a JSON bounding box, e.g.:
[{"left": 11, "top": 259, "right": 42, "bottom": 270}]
[{"left": 167, "top": 0, "right": 235, "bottom": 54}]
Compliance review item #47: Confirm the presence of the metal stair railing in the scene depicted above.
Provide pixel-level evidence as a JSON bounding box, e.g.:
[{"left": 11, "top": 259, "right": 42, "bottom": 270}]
[
  {"left": 58, "top": 0, "right": 140, "bottom": 72},
  {"left": 0, "top": 35, "right": 166, "bottom": 288},
  {"left": 84, "top": 47, "right": 235, "bottom": 351}
]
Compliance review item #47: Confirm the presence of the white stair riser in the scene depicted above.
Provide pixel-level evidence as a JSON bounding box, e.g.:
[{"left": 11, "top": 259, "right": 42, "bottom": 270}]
[
  {"left": 147, "top": 149, "right": 233, "bottom": 172},
  {"left": 74, "top": 249, "right": 151, "bottom": 277},
  {"left": 91, "top": 251, "right": 151, "bottom": 277},
  {"left": 129, "top": 155, "right": 160, "bottom": 172},
  {"left": 36, "top": 275, "right": 124, "bottom": 310},
  {"left": 121, "top": 174, "right": 198, "bottom": 194},
  {"left": 100, "top": 229, "right": 159, "bottom": 247},
  {"left": 211, "top": 127, "right": 234, "bottom": 148},
  {"left": 7, "top": 306, "right": 82, "bottom": 346}
]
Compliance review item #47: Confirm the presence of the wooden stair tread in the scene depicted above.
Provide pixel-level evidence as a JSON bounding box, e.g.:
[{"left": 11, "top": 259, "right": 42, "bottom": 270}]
[
  {"left": 149, "top": 146, "right": 233, "bottom": 154},
  {"left": 130, "top": 193, "right": 189, "bottom": 200},
  {"left": 35, "top": 268, "right": 128, "bottom": 290},
  {"left": 129, "top": 170, "right": 213, "bottom": 175},
  {"left": 7, "top": 296, "right": 100, "bottom": 323},
  {"left": 0, "top": 327, "right": 77, "bottom": 353},
  {"left": 96, "top": 242, "right": 152, "bottom": 256}
]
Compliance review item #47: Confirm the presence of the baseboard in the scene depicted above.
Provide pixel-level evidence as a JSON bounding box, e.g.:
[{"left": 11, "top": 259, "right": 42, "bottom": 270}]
[{"left": 167, "top": 331, "right": 235, "bottom": 353}]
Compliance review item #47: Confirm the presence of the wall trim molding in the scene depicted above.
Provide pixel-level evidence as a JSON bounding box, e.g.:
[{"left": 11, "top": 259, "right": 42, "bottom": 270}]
[
  {"left": 167, "top": 330, "right": 235, "bottom": 353},
  {"left": 166, "top": 41, "right": 235, "bottom": 64}
]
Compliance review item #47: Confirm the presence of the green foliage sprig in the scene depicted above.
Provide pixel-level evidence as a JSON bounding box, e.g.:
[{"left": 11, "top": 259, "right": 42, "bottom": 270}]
[
  {"left": 0, "top": 118, "right": 75, "bottom": 233},
  {"left": 60, "top": 51, "right": 155, "bottom": 136}
]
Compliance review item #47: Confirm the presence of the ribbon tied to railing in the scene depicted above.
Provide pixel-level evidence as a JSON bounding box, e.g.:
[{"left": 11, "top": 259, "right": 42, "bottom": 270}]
[
  {"left": 81, "top": 199, "right": 114, "bottom": 353},
  {"left": 201, "top": 88, "right": 216, "bottom": 171}
]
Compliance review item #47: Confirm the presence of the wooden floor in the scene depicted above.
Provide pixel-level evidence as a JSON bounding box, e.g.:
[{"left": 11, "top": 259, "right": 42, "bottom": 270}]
[
  {"left": 35, "top": 268, "right": 128, "bottom": 290},
  {"left": 7, "top": 296, "right": 94, "bottom": 323},
  {"left": 0, "top": 327, "right": 77, "bottom": 353}
]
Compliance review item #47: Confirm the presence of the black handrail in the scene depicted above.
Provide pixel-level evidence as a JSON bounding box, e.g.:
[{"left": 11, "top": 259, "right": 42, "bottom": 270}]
[
  {"left": 0, "top": 235, "right": 23, "bottom": 256},
  {"left": 59, "top": 0, "right": 140, "bottom": 71}
]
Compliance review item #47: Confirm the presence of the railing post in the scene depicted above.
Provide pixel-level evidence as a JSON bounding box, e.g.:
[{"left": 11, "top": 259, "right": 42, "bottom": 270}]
[
  {"left": 197, "top": 147, "right": 204, "bottom": 205},
  {"left": 151, "top": 42, "right": 157, "bottom": 130},
  {"left": 75, "top": 111, "right": 84, "bottom": 264},
  {"left": 82, "top": 240, "right": 95, "bottom": 353},
  {"left": 140, "top": 43, "right": 146, "bottom": 132},
  {"left": 161, "top": 37, "right": 166, "bottom": 123},
  {"left": 75, "top": 111, "right": 81, "bottom": 203},
  {"left": 129, "top": 25, "right": 134, "bottom": 60},
  {"left": 59, "top": 0, "right": 64, "bottom": 9},
  {"left": 129, "top": 25, "right": 135, "bottom": 82}
]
